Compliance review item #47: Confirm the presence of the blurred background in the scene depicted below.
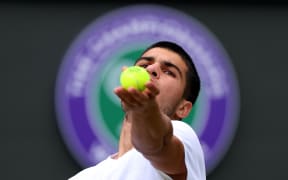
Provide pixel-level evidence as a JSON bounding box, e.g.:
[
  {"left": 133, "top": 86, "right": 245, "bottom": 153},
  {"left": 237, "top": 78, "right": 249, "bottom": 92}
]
[{"left": 0, "top": 1, "right": 288, "bottom": 180}]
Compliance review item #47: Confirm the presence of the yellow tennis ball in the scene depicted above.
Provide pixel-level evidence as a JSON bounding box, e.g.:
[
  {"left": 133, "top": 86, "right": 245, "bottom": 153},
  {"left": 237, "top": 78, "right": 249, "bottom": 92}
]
[{"left": 120, "top": 66, "right": 150, "bottom": 91}]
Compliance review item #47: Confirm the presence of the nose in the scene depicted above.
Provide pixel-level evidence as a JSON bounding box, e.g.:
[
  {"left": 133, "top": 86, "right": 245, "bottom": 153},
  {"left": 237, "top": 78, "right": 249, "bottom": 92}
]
[{"left": 146, "top": 62, "right": 161, "bottom": 79}]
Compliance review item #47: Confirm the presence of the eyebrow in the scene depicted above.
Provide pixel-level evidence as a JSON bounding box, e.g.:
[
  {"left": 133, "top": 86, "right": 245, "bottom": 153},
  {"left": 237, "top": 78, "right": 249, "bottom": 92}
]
[{"left": 135, "top": 56, "right": 183, "bottom": 78}]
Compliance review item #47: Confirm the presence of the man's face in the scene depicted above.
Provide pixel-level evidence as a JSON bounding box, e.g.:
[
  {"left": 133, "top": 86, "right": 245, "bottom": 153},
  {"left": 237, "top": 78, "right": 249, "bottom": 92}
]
[{"left": 135, "top": 47, "right": 188, "bottom": 118}]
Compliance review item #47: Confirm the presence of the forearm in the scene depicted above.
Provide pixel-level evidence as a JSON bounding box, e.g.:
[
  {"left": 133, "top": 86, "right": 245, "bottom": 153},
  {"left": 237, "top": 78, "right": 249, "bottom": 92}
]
[{"left": 129, "top": 102, "right": 173, "bottom": 155}]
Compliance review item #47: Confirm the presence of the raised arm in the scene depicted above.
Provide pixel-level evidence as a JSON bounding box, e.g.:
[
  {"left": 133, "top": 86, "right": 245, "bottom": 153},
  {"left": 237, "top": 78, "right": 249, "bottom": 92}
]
[{"left": 114, "top": 81, "right": 187, "bottom": 178}]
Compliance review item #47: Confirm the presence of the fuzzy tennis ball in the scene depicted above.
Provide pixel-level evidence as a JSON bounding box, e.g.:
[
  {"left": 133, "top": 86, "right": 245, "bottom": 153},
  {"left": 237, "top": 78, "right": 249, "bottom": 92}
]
[{"left": 120, "top": 66, "right": 150, "bottom": 91}]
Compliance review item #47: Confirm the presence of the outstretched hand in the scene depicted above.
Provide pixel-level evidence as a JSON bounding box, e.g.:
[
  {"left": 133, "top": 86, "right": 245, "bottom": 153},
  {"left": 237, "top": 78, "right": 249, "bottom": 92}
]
[
  {"left": 114, "top": 66, "right": 160, "bottom": 112},
  {"left": 114, "top": 81, "right": 159, "bottom": 112}
]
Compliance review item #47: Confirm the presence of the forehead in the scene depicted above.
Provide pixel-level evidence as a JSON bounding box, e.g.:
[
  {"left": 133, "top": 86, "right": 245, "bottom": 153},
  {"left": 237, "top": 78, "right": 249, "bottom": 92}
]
[{"left": 141, "top": 47, "right": 188, "bottom": 72}]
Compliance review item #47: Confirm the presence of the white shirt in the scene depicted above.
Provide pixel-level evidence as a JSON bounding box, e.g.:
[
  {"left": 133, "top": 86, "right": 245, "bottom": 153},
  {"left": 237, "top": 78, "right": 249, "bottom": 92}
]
[{"left": 69, "top": 120, "right": 206, "bottom": 180}]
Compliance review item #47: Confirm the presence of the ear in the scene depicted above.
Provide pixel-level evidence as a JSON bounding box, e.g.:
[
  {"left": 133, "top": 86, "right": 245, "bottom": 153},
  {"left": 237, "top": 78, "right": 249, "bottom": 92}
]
[{"left": 175, "top": 100, "right": 193, "bottom": 119}]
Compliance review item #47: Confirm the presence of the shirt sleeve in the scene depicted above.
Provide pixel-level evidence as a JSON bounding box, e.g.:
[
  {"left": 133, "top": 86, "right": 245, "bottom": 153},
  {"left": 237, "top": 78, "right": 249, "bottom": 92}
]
[{"left": 171, "top": 120, "right": 206, "bottom": 180}]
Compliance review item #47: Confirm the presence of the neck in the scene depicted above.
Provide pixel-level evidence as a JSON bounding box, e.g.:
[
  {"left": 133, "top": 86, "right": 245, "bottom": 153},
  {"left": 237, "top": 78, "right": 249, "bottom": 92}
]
[{"left": 116, "top": 116, "right": 133, "bottom": 159}]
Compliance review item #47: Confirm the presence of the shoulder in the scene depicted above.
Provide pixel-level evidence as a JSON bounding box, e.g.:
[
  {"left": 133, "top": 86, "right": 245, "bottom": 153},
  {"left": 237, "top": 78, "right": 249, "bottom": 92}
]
[
  {"left": 68, "top": 166, "right": 95, "bottom": 180},
  {"left": 171, "top": 120, "right": 203, "bottom": 157},
  {"left": 68, "top": 158, "right": 112, "bottom": 180},
  {"left": 172, "top": 120, "right": 206, "bottom": 180},
  {"left": 171, "top": 120, "right": 198, "bottom": 140}
]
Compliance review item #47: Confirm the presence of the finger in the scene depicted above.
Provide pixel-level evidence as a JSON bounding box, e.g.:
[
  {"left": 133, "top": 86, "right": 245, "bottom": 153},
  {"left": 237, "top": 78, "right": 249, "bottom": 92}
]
[
  {"left": 121, "top": 66, "right": 128, "bottom": 72},
  {"left": 145, "top": 81, "right": 160, "bottom": 97},
  {"left": 114, "top": 87, "right": 141, "bottom": 107},
  {"left": 127, "top": 88, "right": 149, "bottom": 103},
  {"left": 114, "top": 87, "right": 134, "bottom": 106}
]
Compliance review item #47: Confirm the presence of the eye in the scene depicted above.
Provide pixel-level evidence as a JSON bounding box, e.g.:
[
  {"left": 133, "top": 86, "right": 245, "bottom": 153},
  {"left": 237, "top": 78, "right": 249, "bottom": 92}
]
[
  {"left": 138, "top": 64, "right": 148, "bottom": 68},
  {"left": 163, "top": 69, "right": 175, "bottom": 77}
]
